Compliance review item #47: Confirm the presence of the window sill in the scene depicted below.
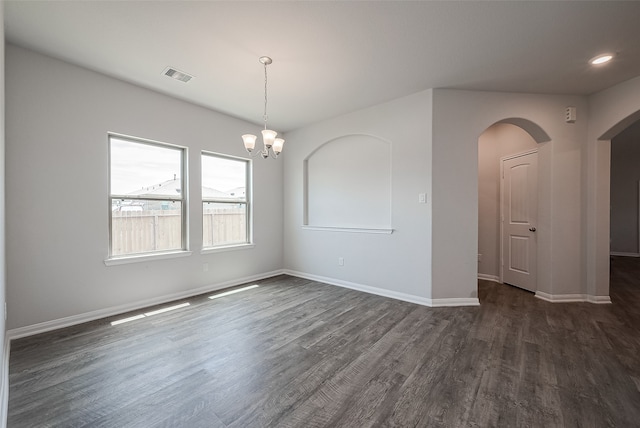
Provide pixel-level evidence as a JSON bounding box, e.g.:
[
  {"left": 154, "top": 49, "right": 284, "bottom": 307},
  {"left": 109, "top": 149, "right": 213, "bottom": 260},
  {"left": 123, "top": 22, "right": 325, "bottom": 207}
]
[
  {"left": 104, "top": 250, "right": 192, "bottom": 266},
  {"left": 201, "top": 243, "right": 255, "bottom": 255},
  {"left": 302, "top": 226, "right": 393, "bottom": 234}
]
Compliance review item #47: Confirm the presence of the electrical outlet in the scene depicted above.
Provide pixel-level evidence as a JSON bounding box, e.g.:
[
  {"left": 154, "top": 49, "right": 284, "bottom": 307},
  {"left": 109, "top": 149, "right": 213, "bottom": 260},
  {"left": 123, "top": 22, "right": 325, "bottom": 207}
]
[
  {"left": 338, "top": 257, "right": 344, "bottom": 266},
  {"left": 477, "top": 254, "right": 482, "bottom": 262}
]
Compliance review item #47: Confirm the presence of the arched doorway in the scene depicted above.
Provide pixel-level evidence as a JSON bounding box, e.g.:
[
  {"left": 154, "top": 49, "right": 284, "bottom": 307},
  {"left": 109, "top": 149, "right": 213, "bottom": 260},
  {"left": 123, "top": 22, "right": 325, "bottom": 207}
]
[
  {"left": 477, "top": 119, "right": 550, "bottom": 297},
  {"left": 590, "top": 109, "right": 640, "bottom": 301},
  {"left": 610, "top": 120, "right": 640, "bottom": 257}
]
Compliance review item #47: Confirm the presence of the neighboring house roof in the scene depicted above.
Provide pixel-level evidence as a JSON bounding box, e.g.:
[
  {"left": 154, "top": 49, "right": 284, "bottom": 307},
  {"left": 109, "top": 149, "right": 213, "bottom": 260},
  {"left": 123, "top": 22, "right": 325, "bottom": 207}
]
[
  {"left": 128, "top": 178, "right": 181, "bottom": 197},
  {"left": 128, "top": 178, "right": 244, "bottom": 201},
  {"left": 226, "top": 187, "right": 246, "bottom": 198},
  {"left": 202, "top": 186, "right": 243, "bottom": 201}
]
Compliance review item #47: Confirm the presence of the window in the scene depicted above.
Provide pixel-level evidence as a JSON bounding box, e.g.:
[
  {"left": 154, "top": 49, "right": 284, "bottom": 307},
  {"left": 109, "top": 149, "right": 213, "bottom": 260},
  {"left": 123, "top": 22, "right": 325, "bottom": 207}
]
[
  {"left": 109, "top": 134, "right": 187, "bottom": 258},
  {"left": 201, "top": 152, "right": 250, "bottom": 248}
]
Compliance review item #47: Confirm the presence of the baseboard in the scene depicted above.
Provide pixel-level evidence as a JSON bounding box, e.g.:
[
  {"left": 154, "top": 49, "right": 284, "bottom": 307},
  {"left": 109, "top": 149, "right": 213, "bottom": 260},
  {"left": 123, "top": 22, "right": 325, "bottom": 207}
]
[
  {"left": 6, "top": 269, "right": 285, "bottom": 340},
  {"left": 430, "top": 297, "right": 481, "bottom": 307},
  {"left": 535, "top": 291, "right": 612, "bottom": 304},
  {"left": 477, "top": 274, "right": 500, "bottom": 283},
  {"left": 535, "top": 292, "right": 586, "bottom": 303},
  {"left": 610, "top": 251, "right": 640, "bottom": 257},
  {"left": 283, "top": 270, "right": 480, "bottom": 307},
  {"left": 586, "top": 295, "right": 613, "bottom": 304}
]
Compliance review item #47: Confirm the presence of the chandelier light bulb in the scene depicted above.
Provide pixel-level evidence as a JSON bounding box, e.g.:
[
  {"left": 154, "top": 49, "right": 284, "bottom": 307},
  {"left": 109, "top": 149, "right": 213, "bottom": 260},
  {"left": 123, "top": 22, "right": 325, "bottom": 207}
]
[
  {"left": 261, "top": 129, "right": 277, "bottom": 148},
  {"left": 242, "top": 134, "right": 257, "bottom": 151},
  {"left": 273, "top": 138, "right": 285, "bottom": 154}
]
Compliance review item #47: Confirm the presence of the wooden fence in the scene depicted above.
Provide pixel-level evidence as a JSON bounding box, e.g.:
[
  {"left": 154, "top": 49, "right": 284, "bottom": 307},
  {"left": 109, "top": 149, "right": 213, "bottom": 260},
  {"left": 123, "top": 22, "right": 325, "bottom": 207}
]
[
  {"left": 203, "top": 207, "right": 247, "bottom": 247},
  {"left": 112, "top": 208, "right": 246, "bottom": 256}
]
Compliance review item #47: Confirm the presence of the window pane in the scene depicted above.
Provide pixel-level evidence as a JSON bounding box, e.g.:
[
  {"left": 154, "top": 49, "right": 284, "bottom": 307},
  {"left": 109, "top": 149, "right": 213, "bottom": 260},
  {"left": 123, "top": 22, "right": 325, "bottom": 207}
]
[
  {"left": 201, "top": 153, "right": 250, "bottom": 249},
  {"left": 203, "top": 202, "right": 247, "bottom": 247},
  {"left": 112, "top": 199, "right": 182, "bottom": 256},
  {"left": 110, "top": 137, "right": 182, "bottom": 197},
  {"left": 202, "top": 155, "right": 246, "bottom": 201},
  {"left": 108, "top": 135, "right": 186, "bottom": 258}
]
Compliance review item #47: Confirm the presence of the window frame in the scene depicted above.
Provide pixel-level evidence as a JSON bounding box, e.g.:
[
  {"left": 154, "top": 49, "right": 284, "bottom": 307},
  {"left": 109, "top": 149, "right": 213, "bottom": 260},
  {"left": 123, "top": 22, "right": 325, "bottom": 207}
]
[
  {"left": 201, "top": 151, "right": 252, "bottom": 250},
  {"left": 107, "top": 133, "right": 189, "bottom": 260}
]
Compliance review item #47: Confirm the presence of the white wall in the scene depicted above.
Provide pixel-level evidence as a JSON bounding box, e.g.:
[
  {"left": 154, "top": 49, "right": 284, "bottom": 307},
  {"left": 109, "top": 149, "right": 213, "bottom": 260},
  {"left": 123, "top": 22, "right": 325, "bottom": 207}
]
[
  {"left": 432, "top": 89, "right": 587, "bottom": 300},
  {"left": 478, "top": 123, "right": 537, "bottom": 279},
  {"left": 5, "top": 45, "right": 283, "bottom": 331},
  {"left": 610, "top": 120, "right": 640, "bottom": 254},
  {"left": 283, "top": 90, "right": 434, "bottom": 303}
]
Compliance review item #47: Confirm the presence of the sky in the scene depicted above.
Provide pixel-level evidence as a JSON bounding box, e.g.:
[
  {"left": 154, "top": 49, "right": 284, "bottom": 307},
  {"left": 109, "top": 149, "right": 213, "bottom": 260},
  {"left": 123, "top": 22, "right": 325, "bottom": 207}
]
[{"left": 110, "top": 137, "right": 246, "bottom": 196}]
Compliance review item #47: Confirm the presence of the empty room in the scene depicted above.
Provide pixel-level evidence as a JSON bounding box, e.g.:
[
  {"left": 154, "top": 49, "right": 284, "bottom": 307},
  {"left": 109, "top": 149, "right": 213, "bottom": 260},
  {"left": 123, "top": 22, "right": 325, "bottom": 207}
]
[{"left": 2, "top": 1, "right": 640, "bottom": 427}]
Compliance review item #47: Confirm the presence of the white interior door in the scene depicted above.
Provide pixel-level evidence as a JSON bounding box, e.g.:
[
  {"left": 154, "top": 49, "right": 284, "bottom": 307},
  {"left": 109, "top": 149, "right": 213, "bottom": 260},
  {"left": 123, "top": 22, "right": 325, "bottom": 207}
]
[{"left": 501, "top": 151, "right": 538, "bottom": 292}]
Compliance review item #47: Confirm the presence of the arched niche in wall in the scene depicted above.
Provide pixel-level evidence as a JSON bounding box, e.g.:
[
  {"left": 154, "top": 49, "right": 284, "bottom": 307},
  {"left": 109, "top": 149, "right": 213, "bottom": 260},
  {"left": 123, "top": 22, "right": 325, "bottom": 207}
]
[{"left": 303, "top": 134, "right": 392, "bottom": 233}]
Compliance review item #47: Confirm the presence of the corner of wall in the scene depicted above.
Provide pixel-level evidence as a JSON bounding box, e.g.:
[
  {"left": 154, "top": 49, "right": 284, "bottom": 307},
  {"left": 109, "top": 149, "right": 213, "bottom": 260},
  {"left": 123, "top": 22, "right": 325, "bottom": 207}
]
[{"left": 1, "top": 0, "right": 9, "bottom": 425}]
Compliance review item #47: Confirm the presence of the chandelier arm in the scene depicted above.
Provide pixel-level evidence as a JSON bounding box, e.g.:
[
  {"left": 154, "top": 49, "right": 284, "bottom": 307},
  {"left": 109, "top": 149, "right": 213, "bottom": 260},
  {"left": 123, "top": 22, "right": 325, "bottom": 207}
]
[
  {"left": 245, "top": 149, "right": 262, "bottom": 158},
  {"left": 245, "top": 143, "right": 268, "bottom": 158}
]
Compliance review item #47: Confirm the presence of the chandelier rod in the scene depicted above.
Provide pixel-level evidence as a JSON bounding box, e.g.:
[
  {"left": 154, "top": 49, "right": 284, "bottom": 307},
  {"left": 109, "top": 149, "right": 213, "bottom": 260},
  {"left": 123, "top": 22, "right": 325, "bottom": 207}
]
[
  {"left": 260, "top": 56, "right": 272, "bottom": 130},
  {"left": 264, "top": 61, "right": 268, "bottom": 129}
]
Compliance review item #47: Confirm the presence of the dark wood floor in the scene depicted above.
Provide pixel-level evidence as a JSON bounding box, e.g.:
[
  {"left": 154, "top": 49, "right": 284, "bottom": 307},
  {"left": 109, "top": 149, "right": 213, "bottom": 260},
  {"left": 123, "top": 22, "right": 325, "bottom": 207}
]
[{"left": 8, "top": 257, "right": 640, "bottom": 427}]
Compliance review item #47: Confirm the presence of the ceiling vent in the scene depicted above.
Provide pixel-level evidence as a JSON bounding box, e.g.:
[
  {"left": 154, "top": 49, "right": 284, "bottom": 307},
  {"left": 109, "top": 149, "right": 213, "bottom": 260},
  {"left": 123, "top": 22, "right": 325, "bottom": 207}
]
[{"left": 162, "top": 67, "right": 194, "bottom": 83}]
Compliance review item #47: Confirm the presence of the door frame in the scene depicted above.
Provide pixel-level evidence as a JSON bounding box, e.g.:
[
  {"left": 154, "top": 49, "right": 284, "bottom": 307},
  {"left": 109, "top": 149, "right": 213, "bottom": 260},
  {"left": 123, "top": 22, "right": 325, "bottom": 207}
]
[{"left": 499, "top": 148, "right": 538, "bottom": 286}]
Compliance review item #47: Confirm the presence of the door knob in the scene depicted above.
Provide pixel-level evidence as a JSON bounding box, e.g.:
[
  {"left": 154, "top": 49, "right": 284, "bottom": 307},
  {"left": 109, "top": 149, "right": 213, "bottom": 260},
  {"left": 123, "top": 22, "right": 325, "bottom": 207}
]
[{"left": 529, "top": 227, "right": 537, "bottom": 232}]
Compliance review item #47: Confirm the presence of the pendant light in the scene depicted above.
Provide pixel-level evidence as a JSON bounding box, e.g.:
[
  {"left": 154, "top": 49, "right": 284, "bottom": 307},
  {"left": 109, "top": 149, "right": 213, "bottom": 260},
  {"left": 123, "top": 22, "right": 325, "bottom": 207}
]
[{"left": 242, "top": 56, "right": 284, "bottom": 159}]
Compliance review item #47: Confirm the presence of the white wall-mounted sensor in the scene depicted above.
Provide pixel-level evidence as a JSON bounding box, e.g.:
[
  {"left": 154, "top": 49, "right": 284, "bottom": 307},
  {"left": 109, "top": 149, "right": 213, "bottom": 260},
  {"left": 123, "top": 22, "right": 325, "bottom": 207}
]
[{"left": 565, "top": 106, "right": 577, "bottom": 123}]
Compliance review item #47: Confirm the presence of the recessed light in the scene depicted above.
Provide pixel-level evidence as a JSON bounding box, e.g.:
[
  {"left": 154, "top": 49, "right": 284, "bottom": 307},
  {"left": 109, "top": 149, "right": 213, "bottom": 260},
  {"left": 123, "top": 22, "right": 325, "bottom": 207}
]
[{"left": 589, "top": 53, "right": 614, "bottom": 65}]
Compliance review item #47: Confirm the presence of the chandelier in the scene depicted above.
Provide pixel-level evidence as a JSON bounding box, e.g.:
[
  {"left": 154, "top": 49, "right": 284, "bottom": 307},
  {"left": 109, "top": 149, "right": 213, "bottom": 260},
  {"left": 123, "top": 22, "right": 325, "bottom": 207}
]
[{"left": 242, "top": 56, "right": 284, "bottom": 159}]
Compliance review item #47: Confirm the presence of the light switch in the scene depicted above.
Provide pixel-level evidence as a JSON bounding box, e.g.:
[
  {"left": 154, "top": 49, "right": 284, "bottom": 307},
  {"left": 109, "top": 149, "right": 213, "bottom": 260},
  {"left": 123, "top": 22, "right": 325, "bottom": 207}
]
[{"left": 418, "top": 193, "right": 426, "bottom": 203}]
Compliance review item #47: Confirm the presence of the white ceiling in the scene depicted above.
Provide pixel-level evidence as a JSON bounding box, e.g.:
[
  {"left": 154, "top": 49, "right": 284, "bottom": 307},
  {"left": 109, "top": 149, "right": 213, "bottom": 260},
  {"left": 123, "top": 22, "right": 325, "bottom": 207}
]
[{"left": 6, "top": 1, "right": 640, "bottom": 132}]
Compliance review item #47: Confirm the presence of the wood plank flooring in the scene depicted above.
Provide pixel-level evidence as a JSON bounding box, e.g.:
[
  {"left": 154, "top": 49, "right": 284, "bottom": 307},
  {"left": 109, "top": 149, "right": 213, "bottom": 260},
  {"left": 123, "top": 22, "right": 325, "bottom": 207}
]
[{"left": 8, "top": 258, "right": 640, "bottom": 427}]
